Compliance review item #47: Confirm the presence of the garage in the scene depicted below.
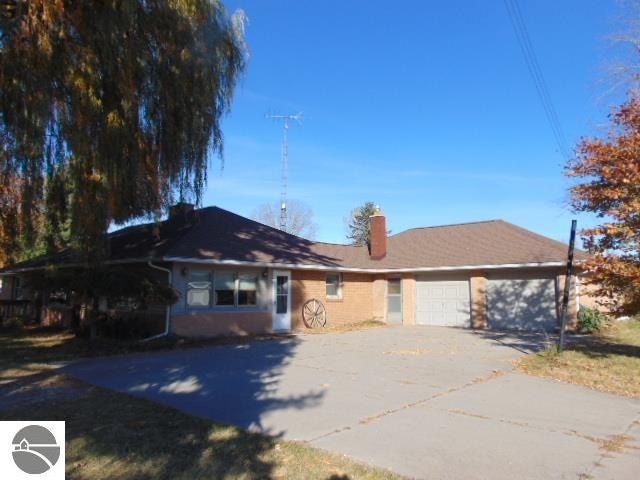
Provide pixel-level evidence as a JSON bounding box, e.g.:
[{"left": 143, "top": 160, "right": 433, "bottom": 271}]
[
  {"left": 415, "top": 277, "right": 470, "bottom": 327},
  {"left": 487, "top": 272, "right": 558, "bottom": 331}
]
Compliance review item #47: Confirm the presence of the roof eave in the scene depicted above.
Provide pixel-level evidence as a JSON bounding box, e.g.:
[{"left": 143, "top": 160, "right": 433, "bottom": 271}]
[
  {"left": 162, "top": 256, "right": 573, "bottom": 274},
  {"left": 0, "top": 257, "right": 165, "bottom": 275}
]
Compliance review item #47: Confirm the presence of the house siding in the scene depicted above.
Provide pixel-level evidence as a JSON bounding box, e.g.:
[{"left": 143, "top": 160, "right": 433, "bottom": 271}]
[{"left": 291, "top": 270, "right": 375, "bottom": 329}]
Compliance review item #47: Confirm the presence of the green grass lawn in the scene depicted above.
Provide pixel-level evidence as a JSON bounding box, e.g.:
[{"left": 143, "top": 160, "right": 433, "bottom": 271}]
[
  {"left": 516, "top": 318, "right": 640, "bottom": 398},
  {"left": 0, "top": 326, "right": 402, "bottom": 480}
]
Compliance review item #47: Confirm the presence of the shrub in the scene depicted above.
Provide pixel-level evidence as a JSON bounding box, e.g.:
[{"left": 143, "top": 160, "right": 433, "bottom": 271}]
[
  {"left": 98, "top": 314, "right": 150, "bottom": 340},
  {"left": 0, "top": 316, "right": 24, "bottom": 330},
  {"left": 577, "top": 306, "right": 608, "bottom": 334}
]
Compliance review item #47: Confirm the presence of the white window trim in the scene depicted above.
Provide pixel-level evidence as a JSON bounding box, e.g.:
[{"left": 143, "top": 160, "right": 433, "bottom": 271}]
[{"left": 186, "top": 269, "right": 261, "bottom": 310}]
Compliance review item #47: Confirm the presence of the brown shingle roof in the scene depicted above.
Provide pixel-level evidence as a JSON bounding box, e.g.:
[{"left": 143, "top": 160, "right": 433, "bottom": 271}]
[{"left": 2, "top": 206, "right": 582, "bottom": 272}]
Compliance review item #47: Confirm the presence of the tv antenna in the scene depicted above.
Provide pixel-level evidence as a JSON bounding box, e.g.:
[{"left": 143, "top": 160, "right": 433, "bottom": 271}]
[{"left": 265, "top": 112, "right": 303, "bottom": 232}]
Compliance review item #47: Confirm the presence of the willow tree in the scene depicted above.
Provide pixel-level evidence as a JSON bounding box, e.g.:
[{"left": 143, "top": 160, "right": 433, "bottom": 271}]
[{"left": 0, "top": 0, "right": 246, "bottom": 265}]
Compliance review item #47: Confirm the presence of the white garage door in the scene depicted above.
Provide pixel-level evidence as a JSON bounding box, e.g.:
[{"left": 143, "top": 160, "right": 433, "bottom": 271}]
[
  {"left": 487, "top": 274, "right": 558, "bottom": 331},
  {"left": 415, "top": 278, "right": 471, "bottom": 327}
]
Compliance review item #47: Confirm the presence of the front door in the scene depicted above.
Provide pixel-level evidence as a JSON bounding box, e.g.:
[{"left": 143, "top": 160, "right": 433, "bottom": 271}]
[
  {"left": 387, "top": 278, "right": 403, "bottom": 324},
  {"left": 272, "top": 270, "right": 291, "bottom": 331}
]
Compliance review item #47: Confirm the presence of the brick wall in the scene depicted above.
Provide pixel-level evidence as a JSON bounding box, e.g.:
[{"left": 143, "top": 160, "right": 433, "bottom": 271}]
[
  {"left": 556, "top": 272, "right": 578, "bottom": 330},
  {"left": 172, "top": 311, "right": 272, "bottom": 337},
  {"left": 291, "top": 270, "right": 375, "bottom": 329},
  {"left": 372, "top": 274, "right": 386, "bottom": 321},
  {"left": 470, "top": 273, "right": 487, "bottom": 329},
  {"left": 401, "top": 273, "right": 415, "bottom": 325}
]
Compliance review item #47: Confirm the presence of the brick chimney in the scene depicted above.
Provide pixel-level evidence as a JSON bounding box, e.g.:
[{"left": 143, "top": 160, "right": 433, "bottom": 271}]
[
  {"left": 169, "top": 202, "right": 194, "bottom": 219},
  {"left": 369, "top": 206, "right": 387, "bottom": 259}
]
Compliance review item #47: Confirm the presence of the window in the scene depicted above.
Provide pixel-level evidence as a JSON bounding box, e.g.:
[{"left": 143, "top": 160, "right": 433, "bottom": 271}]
[
  {"left": 185, "top": 269, "right": 260, "bottom": 309},
  {"left": 387, "top": 278, "right": 402, "bottom": 322},
  {"left": 187, "top": 271, "right": 211, "bottom": 307},
  {"left": 238, "top": 273, "right": 258, "bottom": 306},
  {"left": 13, "top": 277, "right": 23, "bottom": 300},
  {"left": 388, "top": 278, "right": 401, "bottom": 296},
  {"left": 326, "top": 273, "right": 342, "bottom": 299},
  {"left": 48, "top": 289, "right": 69, "bottom": 305},
  {"left": 215, "top": 272, "right": 236, "bottom": 306}
]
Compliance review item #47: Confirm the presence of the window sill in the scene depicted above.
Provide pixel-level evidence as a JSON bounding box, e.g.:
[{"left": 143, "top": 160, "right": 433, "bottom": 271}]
[
  {"left": 185, "top": 306, "right": 265, "bottom": 313},
  {"left": 326, "top": 297, "right": 343, "bottom": 302}
]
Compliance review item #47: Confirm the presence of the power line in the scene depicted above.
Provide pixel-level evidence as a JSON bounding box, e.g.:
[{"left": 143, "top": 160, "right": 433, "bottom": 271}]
[{"left": 503, "top": 0, "right": 570, "bottom": 159}]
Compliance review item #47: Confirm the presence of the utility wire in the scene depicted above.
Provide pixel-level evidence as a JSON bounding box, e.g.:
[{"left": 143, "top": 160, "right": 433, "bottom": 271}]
[{"left": 503, "top": 0, "right": 570, "bottom": 159}]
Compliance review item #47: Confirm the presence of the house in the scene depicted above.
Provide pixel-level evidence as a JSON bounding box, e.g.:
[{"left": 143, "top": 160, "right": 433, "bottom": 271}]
[{"left": 0, "top": 203, "right": 585, "bottom": 336}]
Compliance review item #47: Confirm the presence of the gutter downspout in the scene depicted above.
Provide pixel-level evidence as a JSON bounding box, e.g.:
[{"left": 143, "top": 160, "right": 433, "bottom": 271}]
[{"left": 141, "top": 261, "right": 173, "bottom": 342}]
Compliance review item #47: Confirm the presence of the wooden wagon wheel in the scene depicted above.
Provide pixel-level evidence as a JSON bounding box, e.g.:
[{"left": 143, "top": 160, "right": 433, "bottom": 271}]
[{"left": 302, "top": 298, "right": 327, "bottom": 328}]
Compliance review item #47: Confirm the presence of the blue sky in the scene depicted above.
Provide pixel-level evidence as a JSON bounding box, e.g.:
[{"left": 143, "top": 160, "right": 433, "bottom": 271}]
[{"left": 203, "top": 0, "right": 630, "bottom": 244}]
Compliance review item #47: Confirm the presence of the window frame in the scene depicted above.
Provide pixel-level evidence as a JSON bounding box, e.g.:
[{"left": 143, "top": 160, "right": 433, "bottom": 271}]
[
  {"left": 325, "top": 273, "right": 343, "bottom": 300},
  {"left": 13, "top": 277, "right": 23, "bottom": 301},
  {"left": 214, "top": 270, "right": 237, "bottom": 307},
  {"left": 186, "top": 270, "right": 212, "bottom": 309},
  {"left": 185, "top": 269, "right": 261, "bottom": 310},
  {"left": 386, "top": 277, "right": 403, "bottom": 320},
  {"left": 237, "top": 272, "right": 259, "bottom": 308}
]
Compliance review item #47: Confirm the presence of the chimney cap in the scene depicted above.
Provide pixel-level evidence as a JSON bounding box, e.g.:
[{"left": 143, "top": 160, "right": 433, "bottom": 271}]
[
  {"left": 370, "top": 205, "right": 384, "bottom": 217},
  {"left": 169, "top": 202, "right": 195, "bottom": 219}
]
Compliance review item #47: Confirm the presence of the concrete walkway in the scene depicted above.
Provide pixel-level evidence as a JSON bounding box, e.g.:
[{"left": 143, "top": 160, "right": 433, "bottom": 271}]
[{"left": 64, "top": 326, "right": 640, "bottom": 480}]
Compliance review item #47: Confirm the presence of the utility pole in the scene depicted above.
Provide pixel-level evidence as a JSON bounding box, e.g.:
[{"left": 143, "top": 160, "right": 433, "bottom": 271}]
[
  {"left": 265, "top": 112, "right": 303, "bottom": 232},
  {"left": 558, "top": 219, "right": 577, "bottom": 353}
]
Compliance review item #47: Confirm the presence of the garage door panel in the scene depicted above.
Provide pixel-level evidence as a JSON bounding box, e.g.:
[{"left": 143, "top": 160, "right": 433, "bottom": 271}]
[
  {"left": 444, "top": 287, "right": 459, "bottom": 298},
  {"left": 415, "top": 278, "right": 470, "bottom": 327},
  {"left": 487, "top": 276, "right": 557, "bottom": 331}
]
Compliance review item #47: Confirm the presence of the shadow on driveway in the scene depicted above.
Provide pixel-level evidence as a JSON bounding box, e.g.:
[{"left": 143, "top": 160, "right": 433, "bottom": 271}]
[
  {"left": 64, "top": 336, "right": 325, "bottom": 436},
  {"left": 469, "top": 329, "right": 556, "bottom": 355}
]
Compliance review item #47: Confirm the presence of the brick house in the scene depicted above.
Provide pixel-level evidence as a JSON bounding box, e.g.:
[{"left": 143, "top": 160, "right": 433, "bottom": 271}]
[{"left": 0, "top": 204, "right": 585, "bottom": 336}]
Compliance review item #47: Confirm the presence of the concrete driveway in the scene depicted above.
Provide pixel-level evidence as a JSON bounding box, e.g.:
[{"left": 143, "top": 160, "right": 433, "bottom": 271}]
[{"left": 64, "top": 327, "right": 640, "bottom": 479}]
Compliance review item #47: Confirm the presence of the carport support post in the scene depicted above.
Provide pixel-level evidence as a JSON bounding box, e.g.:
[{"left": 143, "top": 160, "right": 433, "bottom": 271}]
[{"left": 558, "top": 220, "right": 577, "bottom": 354}]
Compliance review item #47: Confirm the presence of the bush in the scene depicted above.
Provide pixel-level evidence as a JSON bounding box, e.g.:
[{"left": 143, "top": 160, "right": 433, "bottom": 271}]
[
  {"left": 577, "top": 306, "right": 608, "bottom": 334},
  {"left": 98, "top": 314, "right": 150, "bottom": 340},
  {"left": 0, "top": 316, "right": 24, "bottom": 330}
]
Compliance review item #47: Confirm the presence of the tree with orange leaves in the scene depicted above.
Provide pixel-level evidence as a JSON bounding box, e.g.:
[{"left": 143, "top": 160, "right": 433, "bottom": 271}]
[{"left": 566, "top": 95, "right": 640, "bottom": 314}]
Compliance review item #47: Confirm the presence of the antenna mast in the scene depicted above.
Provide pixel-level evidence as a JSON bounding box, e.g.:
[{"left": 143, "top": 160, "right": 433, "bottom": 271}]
[{"left": 265, "top": 112, "right": 303, "bottom": 232}]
